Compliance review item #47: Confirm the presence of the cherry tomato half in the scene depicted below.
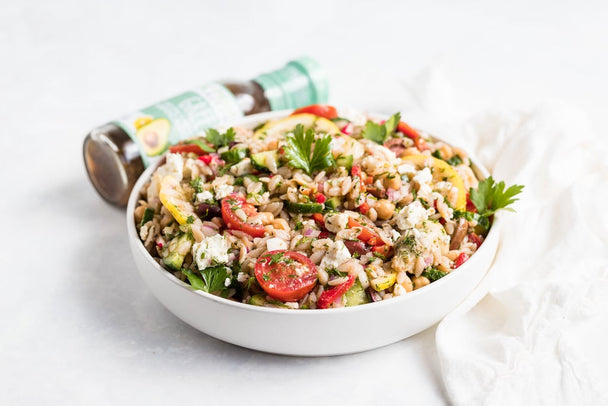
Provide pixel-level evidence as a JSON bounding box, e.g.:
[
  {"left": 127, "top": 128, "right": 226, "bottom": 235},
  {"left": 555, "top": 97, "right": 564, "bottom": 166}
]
[
  {"left": 221, "top": 193, "right": 266, "bottom": 238},
  {"left": 291, "top": 104, "right": 338, "bottom": 120},
  {"left": 255, "top": 250, "right": 318, "bottom": 302}
]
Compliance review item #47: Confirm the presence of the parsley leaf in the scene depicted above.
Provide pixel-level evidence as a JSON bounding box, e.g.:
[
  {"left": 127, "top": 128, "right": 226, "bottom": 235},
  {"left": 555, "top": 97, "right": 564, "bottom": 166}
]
[
  {"left": 422, "top": 267, "right": 449, "bottom": 282},
  {"left": 362, "top": 112, "right": 401, "bottom": 144},
  {"left": 182, "top": 266, "right": 230, "bottom": 293},
  {"left": 187, "top": 138, "right": 215, "bottom": 153},
  {"left": 469, "top": 176, "right": 524, "bottom": 217},
  {"left": 284, "top": 124, "right": 334, "bottom": 175},
  {"left": 205, "top": 127, "right": 236, "bottom": 149}
]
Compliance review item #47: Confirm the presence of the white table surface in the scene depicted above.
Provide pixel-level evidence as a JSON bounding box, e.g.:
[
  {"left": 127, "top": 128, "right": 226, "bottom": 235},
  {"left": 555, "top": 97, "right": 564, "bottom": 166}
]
[{"left": 1, "top": 1, "right": 606, "bottom": 404}]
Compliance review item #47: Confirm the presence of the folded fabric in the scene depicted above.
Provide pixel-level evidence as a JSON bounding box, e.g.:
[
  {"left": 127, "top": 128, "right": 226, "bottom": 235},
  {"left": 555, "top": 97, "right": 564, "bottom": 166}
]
[{"left": 433, "top": 102, "right": 608, "bottom": 405}]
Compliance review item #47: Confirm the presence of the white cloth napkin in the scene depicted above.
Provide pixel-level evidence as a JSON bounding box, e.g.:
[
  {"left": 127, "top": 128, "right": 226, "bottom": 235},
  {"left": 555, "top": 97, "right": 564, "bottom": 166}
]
[{"left": 390, "top": 68, "right": 608, "bottom": 405}]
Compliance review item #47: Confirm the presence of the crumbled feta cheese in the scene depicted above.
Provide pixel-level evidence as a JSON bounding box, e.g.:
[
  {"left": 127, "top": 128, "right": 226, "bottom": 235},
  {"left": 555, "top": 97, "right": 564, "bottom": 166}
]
[
  {"left": 395, "top": 200, "right": 429, "bottom": 230},
  {"left": 413, "top": 167, "right": 433, "bottom": 185},
  {"left": 224, "top": 277, "right": 231, "bottom": 287},
  {"left": 340, "top": 108, "right": 367, "bottom": 127},
  {"left": 324, "top": 213, "right": 349, "bottom": 233},
  {"left": 196, "top": 190, "right": 214, "bottom": 203},
  {"left": 434, "top": 181, "right": 454, "bottom": 195},
  {"left": 320, "top": 240, "right": 352, "bottom": 271},
  {"left": 266, "top": 238, "right": 288, "bottom": 252},
  {"left": 214, "top": 184, "right": 234, "bottom": 200},
  {"left": 192, "top": 234, "right": 230, "bottom": 270},
  {"left": 397, "top": 163, "right": 416, "bottom": 175},
  {"left": 156, "top": 153, "right": 184, "bottom": 182},
  {"left": 390, "top": 229, "right": 402, "bottom": 242}
]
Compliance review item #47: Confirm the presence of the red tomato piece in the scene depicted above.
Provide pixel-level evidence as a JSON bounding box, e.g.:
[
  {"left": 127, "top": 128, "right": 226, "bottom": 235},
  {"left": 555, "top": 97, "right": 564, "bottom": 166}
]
[
  {"left": 169, "top": 144, "right": 207, "bottom": 155},
  {"left": 358, "top": 202, "right": 370, "bottom": 215},
  {"left": 315, "top": 193, "right": 326, "bottom": 204},
  {"left": 453, "top": 252, "right": 470, "bottom": 269},
  {"left": 312, "top": 213, "right": 325, "bottom": 228},
  {"left": 291, "top": 104, "right": 338, "bottom": 119},
  {"left": 255, "top": 250, "right": 318, "bottom": 302},
  {"left": 221, "top": 193, "right": 266, "bottom": 238},
  {"left": 317, "top": 274, "right": 356, "bottom": 309},
  {"left": 347, "top": 218, "right": 384, "bottom": 246},
  {"left": 371, "top": 245, "right": 393, "bottom": 258}
]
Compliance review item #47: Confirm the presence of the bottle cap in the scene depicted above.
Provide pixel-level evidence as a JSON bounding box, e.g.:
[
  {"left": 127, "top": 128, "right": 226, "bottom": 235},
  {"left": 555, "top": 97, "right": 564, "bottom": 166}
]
[{"left": 254, "top": 56, "right": 329, "bottom": 110}]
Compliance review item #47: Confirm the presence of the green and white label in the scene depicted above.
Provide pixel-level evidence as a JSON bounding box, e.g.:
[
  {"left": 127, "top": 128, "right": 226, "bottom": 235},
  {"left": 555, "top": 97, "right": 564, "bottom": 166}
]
[{"left": 113, "top": 83, "right": 242, "bottom": 166}]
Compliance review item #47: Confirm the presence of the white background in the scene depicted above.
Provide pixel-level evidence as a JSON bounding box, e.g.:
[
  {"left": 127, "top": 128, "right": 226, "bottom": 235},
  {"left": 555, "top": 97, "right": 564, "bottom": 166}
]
[{"left": 1, "top": 1, "right": 606, "bottom": 404}]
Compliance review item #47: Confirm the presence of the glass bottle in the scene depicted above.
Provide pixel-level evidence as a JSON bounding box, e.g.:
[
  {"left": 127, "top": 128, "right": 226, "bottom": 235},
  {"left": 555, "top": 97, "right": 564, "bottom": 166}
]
[{"left": 83, "top": 57, "right": 328, "bottom": 206}]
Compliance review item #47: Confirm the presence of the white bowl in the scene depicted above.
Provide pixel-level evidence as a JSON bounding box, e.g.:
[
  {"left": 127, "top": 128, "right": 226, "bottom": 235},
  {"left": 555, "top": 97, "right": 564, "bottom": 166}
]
[{"left": 126, "top": 110, "right": 499, "bottom": 356}]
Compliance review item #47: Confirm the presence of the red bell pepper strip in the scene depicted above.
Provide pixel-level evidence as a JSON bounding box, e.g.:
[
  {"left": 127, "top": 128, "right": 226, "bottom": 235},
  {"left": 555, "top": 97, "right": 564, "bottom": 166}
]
[
  {"left": 468, "top": 233, "right": 483, "bottom": 248},
  {"left": 453, "top": 252, "right": 470, "bottom": 269},
  {"left": 291, "top": 104, "right": 338, "bottom": 120},
  {"left": 397, "top": 121, "right": 429, "bottom": 151},
  {"left": 317, "top": 274, "right": 356, "bottom": 309},
  {"left": 169, "top": 144, "right": 206, "bottom": 155}
]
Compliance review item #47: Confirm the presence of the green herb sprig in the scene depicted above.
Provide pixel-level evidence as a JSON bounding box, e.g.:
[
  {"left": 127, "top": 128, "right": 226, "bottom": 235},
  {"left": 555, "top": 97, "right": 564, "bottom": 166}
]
[
  {"left": 469, "top": 176, "right": 524, "bottom": 217},
  {"left": 362, "top": 112, "right": 401, "bottom": 144},
  {"left": 284, "top": 124, "right": 334, "bottom": 175}
]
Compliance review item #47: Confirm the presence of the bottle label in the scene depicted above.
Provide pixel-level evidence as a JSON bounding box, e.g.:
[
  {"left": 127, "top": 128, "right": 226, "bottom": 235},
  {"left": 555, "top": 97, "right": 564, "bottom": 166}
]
[{"left": 113, "top": 83, "right": 243, "bottom": 166}]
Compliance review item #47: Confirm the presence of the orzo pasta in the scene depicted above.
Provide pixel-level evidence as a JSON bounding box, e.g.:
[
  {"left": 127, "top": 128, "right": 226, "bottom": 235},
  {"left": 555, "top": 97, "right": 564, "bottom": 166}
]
[{"left": 134, "top": 105, "right": 522, "bottom": 309}]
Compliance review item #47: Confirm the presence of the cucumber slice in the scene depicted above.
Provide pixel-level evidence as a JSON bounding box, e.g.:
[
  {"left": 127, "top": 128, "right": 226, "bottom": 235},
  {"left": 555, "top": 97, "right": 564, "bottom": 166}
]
[
  {"left": 221, "top": 148, "right": 248, "bottom": 164},
  {"left": 335, "top": 155, "right": 353, "bottom": 170},
  {"left": 140, "top": 207, "right": 155, "bottom": 226},
  {"left": 286, "top": 201, "right": 324, "bottom": 214},
  {"left": 251, "top": 150, "right": 279, "bottom": 171},
  {"left": 324, "top": 196, "right": 342, "bottom": 210},
  {"left": 162, "top": 233, "right": 193, "bottom": 271},
  {"left": 345, "top": 280, "right": 369, "bottom": 307},
  {"left": 248, "top": 294, "right": 266, "bottom": 307}
]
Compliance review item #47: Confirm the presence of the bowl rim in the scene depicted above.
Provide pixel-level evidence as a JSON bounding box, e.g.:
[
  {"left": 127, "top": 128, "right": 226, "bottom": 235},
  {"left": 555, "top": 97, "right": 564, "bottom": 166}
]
[{"left": 126, "top": 109, "right": 500, "bottom": 316}]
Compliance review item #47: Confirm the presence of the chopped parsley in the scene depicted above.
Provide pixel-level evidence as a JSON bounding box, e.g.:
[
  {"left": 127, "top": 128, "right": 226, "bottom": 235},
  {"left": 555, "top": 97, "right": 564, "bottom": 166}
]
[
  {"left": 190, "top": 177, "right": 204, "bottom": 193},
  {"left": 422, "top": 267, "right": 449, "bottom": 282},
  {"left": 186, "top": 215, "right": 195, "bottom": 224},
  {"left": 284, "top": 124, "right": 334, "bottom": 175},
  {"left": 446, "top": 155, "right": 463, "bottom": 166},
  {"left": 264, "top": 252, "right": 294, "bottom": 266}
]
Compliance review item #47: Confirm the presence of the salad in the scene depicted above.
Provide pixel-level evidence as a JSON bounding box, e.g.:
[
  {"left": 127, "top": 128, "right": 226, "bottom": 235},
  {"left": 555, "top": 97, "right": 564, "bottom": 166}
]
[{"left": 134, "top": 105, "right": 523, "bottom": 309}]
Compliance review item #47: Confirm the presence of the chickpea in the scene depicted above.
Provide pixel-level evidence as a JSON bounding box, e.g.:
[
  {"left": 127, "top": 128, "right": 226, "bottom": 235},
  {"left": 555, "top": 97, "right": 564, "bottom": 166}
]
[
  {"left": 384, "top": 173, "right": 402, "bottom": 190},
  {"left": 412, "top": 276, "right": 430, "bottom": 290},
  {"left": 134, "top": 205, "right": 147, "bottom": 225},
  {"left": 374, "top": 199, "right": 395, "bottom": 220}
]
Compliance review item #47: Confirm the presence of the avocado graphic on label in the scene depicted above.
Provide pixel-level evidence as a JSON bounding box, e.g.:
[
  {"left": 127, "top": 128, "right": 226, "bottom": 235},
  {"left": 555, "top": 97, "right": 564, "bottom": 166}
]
[{"left": 136, "top": 118, "right": 170, "bottom": 156}]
